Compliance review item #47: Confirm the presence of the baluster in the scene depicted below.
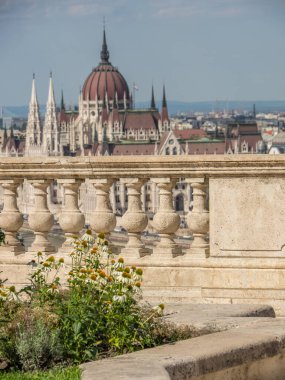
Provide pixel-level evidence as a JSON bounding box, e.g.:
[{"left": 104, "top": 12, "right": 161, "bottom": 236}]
[
  {"left": 110, "top": 183, "right": 116, "bottom": 212},
  {"left": 141, "top": 183, "right": 146, "bottom": 213},
  {"left": 0, "top": 180, "right": 24, "bottom": 255},
  {"left": 151, "top": 181, "right": 157, "bottom": 213},
  {"left": 186, "top": 179, "right": 209, "bottom": 257},
  {"left": 119, "top": 182, "right": 126, "bottom": 213},
  {"left": 152, "top": 178, "right": 181, "bottom": 256},
  {"left": 121, "top": 178, "right": 150, "bottom": 257},
  {"left": 58, "top": 179, "right": 85, "bottom": 254},
  {"left": 89, "top": 179, "right": 116, "bottom": 243},
  {"left": 28, "top": 180, "right": 54, "bottom": 254}
]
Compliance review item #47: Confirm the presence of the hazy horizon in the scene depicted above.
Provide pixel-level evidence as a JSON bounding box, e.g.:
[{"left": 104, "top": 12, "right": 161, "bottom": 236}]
[{"left": 2, "top": 99, "right": 284, "bottom": 119}]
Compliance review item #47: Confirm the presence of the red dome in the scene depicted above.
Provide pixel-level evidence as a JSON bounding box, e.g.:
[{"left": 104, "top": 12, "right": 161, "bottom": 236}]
[
  {"left": 82, "top": 63, "right": 130, "bottom": 102},
  {"left": 82, "top": 29, "right": 129, "bottom": 103}
]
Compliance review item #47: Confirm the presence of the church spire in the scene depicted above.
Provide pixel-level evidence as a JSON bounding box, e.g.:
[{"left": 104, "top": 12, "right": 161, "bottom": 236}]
[
  {"left": 25, "top": 73, "right": 42, "bottom": 155},
  {"left": 161, "top": 84, "right": 170, "bottom": 125},
  {"left": 30, "top": 73, "right": 38, "bottom": 105},
  {"left": 151, "top": 85, "right": 156, "bottom": 109},
  {"left": 100, "top": 26, "right": 110, "bottom": 64},
  {"left": 47, "top": 72, "right": 56, "bottom": 106},
  {"left": 162, "top": 84, "right": 167, "bottom": 108},
  {"left": 61, "top": 90, "right": 65, "bottom": 110},
  {"left": 43, "top": 72, "right": 59, "bottom": 155}
]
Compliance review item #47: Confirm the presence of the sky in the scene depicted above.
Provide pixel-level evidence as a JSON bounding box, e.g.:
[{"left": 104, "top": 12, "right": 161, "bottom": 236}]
[{"left": 0, "top": 0, "right": 285, "bottom": 107}]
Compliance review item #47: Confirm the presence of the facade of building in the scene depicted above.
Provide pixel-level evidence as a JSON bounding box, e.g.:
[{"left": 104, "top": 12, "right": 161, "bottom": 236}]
[{"left": 23, "top": 29, "right": 171, "bottom": 158}]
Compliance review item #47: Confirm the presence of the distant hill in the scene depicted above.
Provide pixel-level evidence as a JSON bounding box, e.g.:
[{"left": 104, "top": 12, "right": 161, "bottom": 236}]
[
  {"left": 1, "top": 100, "right": 285, "bottom": 118},
  {"left": 136, "top": 100, "right": 285, "bottom": 115},
  {"left": 1, "top": 105, "right": 45, "bottom": 118}
]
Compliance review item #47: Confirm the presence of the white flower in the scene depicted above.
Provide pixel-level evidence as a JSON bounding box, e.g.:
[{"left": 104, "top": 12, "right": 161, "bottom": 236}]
[
  {"left": 113, "top": 293, "right": 127, "bottom": 303},
  {"left": 113, "top": 262, "right": 124, "bottom": 270},
  {"left": 81, "top": 233, "right": 95, "bottom": 244}
]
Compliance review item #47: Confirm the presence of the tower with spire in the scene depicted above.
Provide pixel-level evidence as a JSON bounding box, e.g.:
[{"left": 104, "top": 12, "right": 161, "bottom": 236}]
[
  {"left": 150, "top": 85, "right": 156, "bottom": 109},
  {"left": 43, "top": 72, "right": 60, "bottom": 155},
  {"left": 160, "top": 85, "right": 170, "bottom": 133},
  {"left": 100, "top": 26, "right": 110, "bottom": 64},
  {"left": 25, "top": 74, "right": 42, "bottom": 156}
]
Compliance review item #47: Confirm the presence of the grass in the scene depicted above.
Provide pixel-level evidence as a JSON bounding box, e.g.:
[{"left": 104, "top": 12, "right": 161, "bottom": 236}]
[{"left": 0, "top": 366, "right": 81, "bottom": 380}]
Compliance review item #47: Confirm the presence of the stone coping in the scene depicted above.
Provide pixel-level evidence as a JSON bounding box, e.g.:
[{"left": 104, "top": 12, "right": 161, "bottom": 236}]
[
  {"left": 162, "top": 303, "right": 275, "bottom": 334},
  {"left": 81, "top": 304, "right": 282, "bottom": 380},
  {"left": 2, "top": 155, "right": 285, "bottom": 164},
  {"left": 2, "top": 155, "right": 285, "bottom": 179}
]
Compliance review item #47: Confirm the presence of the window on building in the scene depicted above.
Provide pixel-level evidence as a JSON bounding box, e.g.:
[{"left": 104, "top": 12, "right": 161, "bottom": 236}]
[{"left": 175, "top": 194, "right": 184, "bottom": 212}]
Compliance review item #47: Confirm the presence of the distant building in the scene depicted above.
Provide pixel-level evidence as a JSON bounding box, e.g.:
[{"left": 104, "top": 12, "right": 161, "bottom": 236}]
[
  {"left": 18, "top": 27, "right": 263, "bottom": 159},
  {"left": 0, "top": 127, "right": 25, "bottom": 157},
  {"left": 225, "top": 122, "right": 263, "bottom": 154},
  {"left": 269, "top": 132, "right": 285, "bottom": 154},
  {"left": 24, "top": 28, "right": 171, "bottom": 158}
]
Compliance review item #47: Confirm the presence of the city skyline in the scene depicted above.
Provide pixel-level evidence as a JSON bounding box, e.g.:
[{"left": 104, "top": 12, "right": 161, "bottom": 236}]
[{"left": 0, "top": 0, "right": 285, "bottom": 107}]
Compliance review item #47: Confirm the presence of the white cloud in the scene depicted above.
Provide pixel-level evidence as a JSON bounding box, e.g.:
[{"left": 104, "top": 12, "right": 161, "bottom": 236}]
[
  {"left": 67, "top": 0, "right": 128, "bottom": 17},
  {"left": 151, "top": 0, "right": 246, "bottom": 19},
  {"left": 67, "top": 2, "right": 112, "bottom": 16},
  {"left": 155, "top": 5, "right": 201, "bottom": 18}
]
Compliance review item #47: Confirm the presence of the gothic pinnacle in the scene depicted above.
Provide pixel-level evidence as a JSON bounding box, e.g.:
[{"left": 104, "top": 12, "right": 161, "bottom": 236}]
[
  {"left": 100, "top": 25, "right": 110, "bottom": 64},
  {"left": 151, "top": 85, "right": 156, "bottom": 109},
  {"left": 61, "top": 90, "right": 65, "bottom": 110},
  {"left": 162, "top": 84, "right": 167, "bottom": 108}
]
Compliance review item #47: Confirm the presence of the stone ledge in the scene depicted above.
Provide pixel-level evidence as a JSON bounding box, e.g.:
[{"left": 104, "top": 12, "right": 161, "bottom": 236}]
[
  {"left": 162, "top": 303, "right": 275, "bottom": 335},
  {"left": 2, "top": 155, "right": 285, "bottom": 179},
  {"left": 81, "top": 304, "right": 283, "bottom": 380}
]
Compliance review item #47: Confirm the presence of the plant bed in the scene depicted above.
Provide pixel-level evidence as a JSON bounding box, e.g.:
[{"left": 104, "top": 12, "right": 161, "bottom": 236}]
[{"left": 0, "top": 231, "right": 192, "bottom": 377}]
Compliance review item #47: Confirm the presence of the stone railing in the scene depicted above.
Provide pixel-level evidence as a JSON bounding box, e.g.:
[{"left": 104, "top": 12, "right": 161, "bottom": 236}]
[
  {"left": 0, "top": 156, "right": 211, "bottom": 259},
  {"left": 1, "top": 155, "right": 285, "bottom": 314}
]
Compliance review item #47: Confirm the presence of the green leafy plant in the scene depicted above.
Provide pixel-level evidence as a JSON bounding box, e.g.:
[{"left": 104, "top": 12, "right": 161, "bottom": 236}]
[
  {"left": 0, "top": 230, "right": 187, "bottom": 373},
  {"left": 15, "top": 321, "right": 62, "bottom": 372}
]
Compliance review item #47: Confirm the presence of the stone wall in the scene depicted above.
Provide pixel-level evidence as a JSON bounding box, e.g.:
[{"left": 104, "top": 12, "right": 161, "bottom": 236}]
[{"left": 1, "top": 155, "right": 285, "bottom": 313}]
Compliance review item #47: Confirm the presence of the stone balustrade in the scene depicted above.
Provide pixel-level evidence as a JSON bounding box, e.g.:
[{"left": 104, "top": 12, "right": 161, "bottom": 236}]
[{"left": 1, "top": 155, "right": 285, "bottom": 314}]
